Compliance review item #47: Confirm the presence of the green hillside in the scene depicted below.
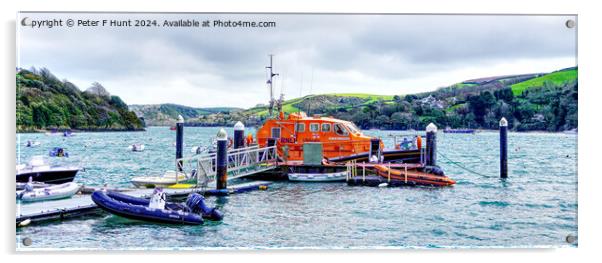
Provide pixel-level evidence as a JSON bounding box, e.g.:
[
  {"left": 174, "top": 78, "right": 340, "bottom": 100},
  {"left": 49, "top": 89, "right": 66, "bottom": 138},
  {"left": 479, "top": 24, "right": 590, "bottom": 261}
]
[
  {"left": 511, "top": 68, "right": 577, "bottom": 96},
  {"left": 248, "top": 93, "right": 395, "bottom": 117},
  {"left": 16, "top": 68, "right": 144, "bottom": 132},
  {"left": 129, "top": 103, "right": 242, "bottom": 126}
]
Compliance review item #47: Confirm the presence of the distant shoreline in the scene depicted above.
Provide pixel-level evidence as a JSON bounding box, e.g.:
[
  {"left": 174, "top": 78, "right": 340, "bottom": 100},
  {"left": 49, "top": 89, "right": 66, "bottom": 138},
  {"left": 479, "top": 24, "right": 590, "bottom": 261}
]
[
  {"left": 16, "top": 128, "right": 146, "bottom": 134},
  {"left": 139, "top": 125, "right": 577, "bottom": 134}
]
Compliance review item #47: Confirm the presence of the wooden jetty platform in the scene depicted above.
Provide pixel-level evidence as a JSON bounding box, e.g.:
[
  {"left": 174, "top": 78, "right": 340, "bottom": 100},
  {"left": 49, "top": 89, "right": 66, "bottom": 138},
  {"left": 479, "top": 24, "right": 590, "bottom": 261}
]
[{"left": 16, "top": 180, "right": 271, "bottom": 225}]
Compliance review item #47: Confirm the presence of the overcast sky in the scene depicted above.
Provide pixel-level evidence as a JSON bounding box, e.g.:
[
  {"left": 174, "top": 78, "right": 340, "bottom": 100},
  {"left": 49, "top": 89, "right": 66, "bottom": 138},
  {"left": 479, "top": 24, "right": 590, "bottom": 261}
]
[{"left": 18, "top": 13, "right": 577, "bottom": 108}]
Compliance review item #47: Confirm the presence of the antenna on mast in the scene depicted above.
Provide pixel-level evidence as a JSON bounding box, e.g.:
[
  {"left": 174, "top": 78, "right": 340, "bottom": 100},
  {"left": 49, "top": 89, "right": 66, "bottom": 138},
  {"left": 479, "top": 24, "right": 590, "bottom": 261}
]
[{"left": 266, "top": 54, "right": 279, "bottom": 118}]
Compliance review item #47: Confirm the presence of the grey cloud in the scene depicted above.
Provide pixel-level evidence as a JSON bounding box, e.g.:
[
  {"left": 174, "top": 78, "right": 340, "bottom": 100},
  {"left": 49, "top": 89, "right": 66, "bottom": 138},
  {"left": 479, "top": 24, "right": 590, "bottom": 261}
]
[{"left": 18, "top": 13, "right": 576, "bottom": 107}]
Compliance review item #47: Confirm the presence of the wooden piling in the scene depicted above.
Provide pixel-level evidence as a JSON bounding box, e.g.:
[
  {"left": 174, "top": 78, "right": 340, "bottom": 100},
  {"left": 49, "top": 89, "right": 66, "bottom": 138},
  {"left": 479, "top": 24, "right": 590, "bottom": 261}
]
[
  {"left": 500, "top": 117, "right": 508, "bottom": 179},
  {"left": 233, "top": 121, "right": 245, "bottom": 149},
  {"left": 175, "top": 115, "right": 184, "bottom": 172},
  {"left": 426, "top": 123, "right": 438, "bottom": 167},
  {"left": 216, "top": 128, "right": 228, "bottom": 190}
]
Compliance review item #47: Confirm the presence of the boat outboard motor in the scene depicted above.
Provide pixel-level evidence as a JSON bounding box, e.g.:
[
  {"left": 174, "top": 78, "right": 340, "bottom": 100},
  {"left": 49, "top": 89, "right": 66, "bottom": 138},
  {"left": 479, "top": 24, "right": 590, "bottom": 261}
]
[
  {"left": 149, "top": 188, "right": 166, "bottom": 210},
  {"left": 186, "top": 193, "right": 223, "bottom": 221}
]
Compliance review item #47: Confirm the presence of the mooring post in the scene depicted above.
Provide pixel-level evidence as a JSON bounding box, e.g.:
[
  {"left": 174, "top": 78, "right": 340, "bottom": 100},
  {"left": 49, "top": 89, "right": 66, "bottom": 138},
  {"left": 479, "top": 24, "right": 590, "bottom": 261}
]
[
  {"left": 426, "top": 123, "right": 438, "bottom": 167},
  {"left": 175, "top": 115, "right": 184, "bottom": 172},
  {"left": 216, "top": 128, "right": 228, "bottom": 190},
  {"left": 500, "top": 117, "right": 508, "bottom": 179},
  {"left": 233, "top": 121, "right": 245, "bottom": 149}
]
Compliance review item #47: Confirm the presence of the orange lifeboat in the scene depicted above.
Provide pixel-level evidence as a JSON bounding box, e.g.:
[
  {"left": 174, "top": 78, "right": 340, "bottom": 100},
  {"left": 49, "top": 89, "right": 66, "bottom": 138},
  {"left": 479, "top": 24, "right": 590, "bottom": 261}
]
[{"left": 256, "top": 112, "right": 382, "bottom": 161}]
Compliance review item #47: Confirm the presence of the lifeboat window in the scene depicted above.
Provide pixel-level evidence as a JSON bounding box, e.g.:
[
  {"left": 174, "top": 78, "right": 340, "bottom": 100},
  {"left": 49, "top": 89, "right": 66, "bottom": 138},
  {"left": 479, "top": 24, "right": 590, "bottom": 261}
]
[
  {"left": 345, "top": 123, "right": 361, "bottom": 134},
  {"left": 334, "top": 123, "right": 349, "bottom": 136},
  {"left": 321, "top": 123, "right": 331, "bottom": 132},
  {"left": 271, "top": 127, "right": 281, "bottom": 138},
  {"left": 295, "top": 123, "right": 305, "bottom": 133},
  {"left": 310, "top": 123, "right": 320, "bottom": 132}
]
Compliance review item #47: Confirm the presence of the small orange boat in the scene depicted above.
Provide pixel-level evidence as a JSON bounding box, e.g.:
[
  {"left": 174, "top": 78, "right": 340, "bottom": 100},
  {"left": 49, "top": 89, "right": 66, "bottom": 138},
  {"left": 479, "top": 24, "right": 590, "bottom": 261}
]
[{"left": 372, "top": 164, "right": 456, "bottom": 187}]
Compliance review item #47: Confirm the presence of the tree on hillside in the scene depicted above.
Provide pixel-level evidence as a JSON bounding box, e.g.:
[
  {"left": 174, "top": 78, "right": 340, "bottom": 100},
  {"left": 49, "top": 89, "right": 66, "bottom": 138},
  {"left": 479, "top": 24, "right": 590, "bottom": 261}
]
[
  {"left": 85, "top": 82, "right": 111, "bottom": 97},
  {"left": 468, "top": 91, "right": 496, "bottom": 126}
]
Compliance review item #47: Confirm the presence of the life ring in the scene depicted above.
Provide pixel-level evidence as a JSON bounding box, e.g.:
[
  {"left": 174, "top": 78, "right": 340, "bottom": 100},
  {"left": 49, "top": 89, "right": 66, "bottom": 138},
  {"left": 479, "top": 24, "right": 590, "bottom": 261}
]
[{"left": 228, "top": 138, "right": 233, "bottom": 148}]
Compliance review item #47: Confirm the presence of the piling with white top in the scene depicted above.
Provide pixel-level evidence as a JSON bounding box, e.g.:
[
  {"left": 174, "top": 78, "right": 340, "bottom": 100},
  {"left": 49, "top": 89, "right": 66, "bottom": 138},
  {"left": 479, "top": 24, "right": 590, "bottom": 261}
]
[
  {"left": 216, "top": 128, "right": 228, "bottom": 190},
  {"left": 426, "top": 123, "right": 437, "bottom": 167},
  {"left": 233, "top": 121, "right": 245, "bottom": 149},
  {"left": 500, "top": 117, "right": 508, "bottom": 179},
  {"left": 175, "top": 115, "right": 184, "bottom": 172}
]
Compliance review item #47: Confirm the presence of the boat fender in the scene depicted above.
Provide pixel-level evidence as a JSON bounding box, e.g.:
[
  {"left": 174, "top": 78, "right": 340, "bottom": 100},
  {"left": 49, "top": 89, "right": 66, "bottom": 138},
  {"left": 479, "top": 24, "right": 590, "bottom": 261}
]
[
  {"left": 17, "top": 219, "right": 31, "bottom": 227},
  {"left": 186, "top": 193, "right": 223, "bottom": 221},
  {"left": 378, "top": 183, "right": 388, "bottom": 188}
]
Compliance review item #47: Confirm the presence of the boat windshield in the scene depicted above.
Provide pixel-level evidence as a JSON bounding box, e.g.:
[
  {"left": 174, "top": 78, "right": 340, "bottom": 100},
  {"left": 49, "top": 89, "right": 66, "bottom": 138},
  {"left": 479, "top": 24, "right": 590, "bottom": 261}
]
[{"left": 345, "top": 123, "right": 362, "bottom": 134}]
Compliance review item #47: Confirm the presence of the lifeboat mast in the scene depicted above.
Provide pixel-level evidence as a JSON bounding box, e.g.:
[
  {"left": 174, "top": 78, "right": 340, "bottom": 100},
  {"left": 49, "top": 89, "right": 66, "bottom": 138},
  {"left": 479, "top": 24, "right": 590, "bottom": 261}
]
[{"left": 266, "top": 54, "right": 281, "bottom": 118}]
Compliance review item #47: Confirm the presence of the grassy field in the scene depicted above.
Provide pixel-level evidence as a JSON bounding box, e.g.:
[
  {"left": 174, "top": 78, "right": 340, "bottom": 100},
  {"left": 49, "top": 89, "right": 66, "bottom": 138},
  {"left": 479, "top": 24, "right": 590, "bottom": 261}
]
[
  {"left": 327, "top": 93, "right": 395, "bottom": 102},
  {"left": 511, "top": 69, "right": 577, "bottom": 96},
  {"left": 453, "top": 83, "right": 478, "bottom": 89},
  {"left": 249, "top": 93, "right": 395, "bottom": 116}
]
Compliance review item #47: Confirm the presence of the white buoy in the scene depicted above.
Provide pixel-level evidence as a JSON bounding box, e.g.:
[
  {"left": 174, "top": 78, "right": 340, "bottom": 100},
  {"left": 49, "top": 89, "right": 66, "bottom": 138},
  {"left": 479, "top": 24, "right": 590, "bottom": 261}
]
[
  {"left": 378, "top": 183, "right": 388, "bottom": 188},
  {"left": 18, "top": 219, "right": 31, "bottom": 227}
]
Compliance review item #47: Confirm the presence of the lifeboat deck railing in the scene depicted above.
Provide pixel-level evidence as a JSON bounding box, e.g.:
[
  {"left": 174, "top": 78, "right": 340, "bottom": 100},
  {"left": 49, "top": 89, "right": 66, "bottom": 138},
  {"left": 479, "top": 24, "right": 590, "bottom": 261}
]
[{"left": 176, "top": 145, "right": 279, "bottom": 187}]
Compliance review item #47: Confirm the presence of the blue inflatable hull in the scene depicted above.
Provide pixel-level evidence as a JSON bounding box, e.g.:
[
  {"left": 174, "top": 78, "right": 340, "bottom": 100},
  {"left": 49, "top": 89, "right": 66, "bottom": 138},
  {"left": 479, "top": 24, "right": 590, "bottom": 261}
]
[{"left": 91, "top": 191, "right": 204, "bottom": 225}]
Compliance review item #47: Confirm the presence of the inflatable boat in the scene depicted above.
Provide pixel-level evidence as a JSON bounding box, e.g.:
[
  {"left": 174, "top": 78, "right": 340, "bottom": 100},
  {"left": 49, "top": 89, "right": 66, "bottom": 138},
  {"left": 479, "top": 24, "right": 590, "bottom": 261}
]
[
  {"left": 91, "top": 190, "right": 223, "bottom": 225},
  {"left": 373, "top": 164, "right": 456, "bottom": 187},
  {"left": 48, "top": 147, "right": 69, "bottom": 157},
  {"left": 17, "top": 182, "right": 81, "bottom": 202}
]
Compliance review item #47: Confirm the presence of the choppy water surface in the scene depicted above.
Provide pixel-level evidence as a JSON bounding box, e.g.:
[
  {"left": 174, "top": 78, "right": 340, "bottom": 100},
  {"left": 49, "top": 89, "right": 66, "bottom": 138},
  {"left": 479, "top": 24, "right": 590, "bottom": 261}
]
[{"left": 15, "top": 127, "right": 577, "bottom": 249}]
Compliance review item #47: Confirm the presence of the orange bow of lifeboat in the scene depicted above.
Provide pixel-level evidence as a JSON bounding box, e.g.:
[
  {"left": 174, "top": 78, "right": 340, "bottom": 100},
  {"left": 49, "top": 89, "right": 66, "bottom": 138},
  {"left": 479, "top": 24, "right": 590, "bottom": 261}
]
[{"left": 373, "top": 164, "right": 456, "bottom": 187}]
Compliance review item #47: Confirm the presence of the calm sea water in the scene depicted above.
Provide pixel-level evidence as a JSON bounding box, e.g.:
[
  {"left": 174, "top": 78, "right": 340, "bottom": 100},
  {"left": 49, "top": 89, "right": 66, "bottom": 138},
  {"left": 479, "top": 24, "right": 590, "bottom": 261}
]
[{"left": 15, "top": 127, "right": 578, "bottom": 249}]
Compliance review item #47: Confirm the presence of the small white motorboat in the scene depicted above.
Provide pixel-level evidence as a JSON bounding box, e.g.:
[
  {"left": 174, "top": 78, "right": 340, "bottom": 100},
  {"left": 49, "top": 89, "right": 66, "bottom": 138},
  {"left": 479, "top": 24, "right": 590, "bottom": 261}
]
[
  {"left": 17, "top": 182, "right": 81, "bottom": 202},
  {"left": 128, "top": 144, "right": 145, "bottom": 152},
  {"left": 288, "top": 170, "right": 347, "bottom": 182},
  {"left": 16, "top": 156, "right": 79, "bottom": 184},
  {"left": 130, "top": 170, "right": 194, "bottom": 188},
  {"left": 25, "top": 140, "right": 41, "bottom": 147}
]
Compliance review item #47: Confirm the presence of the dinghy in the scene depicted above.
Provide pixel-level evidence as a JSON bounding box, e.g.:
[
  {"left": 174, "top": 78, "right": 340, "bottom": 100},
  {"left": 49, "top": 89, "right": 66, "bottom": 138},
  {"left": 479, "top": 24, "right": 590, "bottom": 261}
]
[
  {"left": 49, "top": 147, "right": 69, "bottom": 157},
  {"left": 288, "top": 170, "right": 347, "bottom": 182},
  {"left": 130, "top": 170, "right": 196, "bottom": 188},
  {"left": 91, "top": 189, "right": 223, "bottom": 225},
  {"left": 287, "top": 165, "right": 347, "bottom": 182},
  {"left": 17, "top": 182, "right": 81, "bottom": 202},
  {"left": 26, "top": 140, "right": 41, "bottom": 147},
  {"left": 128, "top": 144, "right": 145, "bottom": 152},
  {"left": 372, "top": 164, "right": 456, "bottom": 187}
]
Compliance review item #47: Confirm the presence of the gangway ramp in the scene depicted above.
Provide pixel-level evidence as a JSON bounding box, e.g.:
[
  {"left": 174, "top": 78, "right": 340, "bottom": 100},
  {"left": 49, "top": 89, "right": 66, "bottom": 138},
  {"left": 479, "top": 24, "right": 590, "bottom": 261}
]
[{"left": 177, "top": 145, "right": 279, "bottom": 186}]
